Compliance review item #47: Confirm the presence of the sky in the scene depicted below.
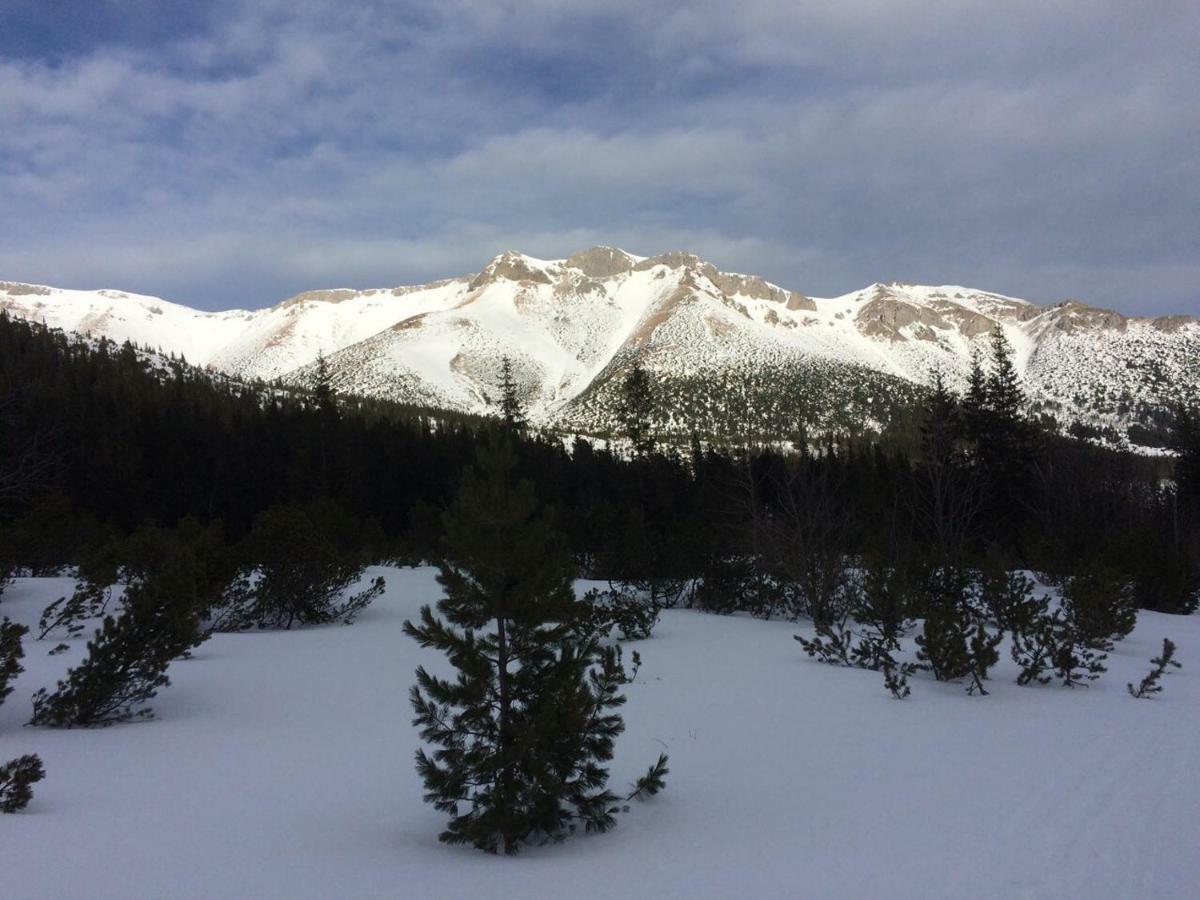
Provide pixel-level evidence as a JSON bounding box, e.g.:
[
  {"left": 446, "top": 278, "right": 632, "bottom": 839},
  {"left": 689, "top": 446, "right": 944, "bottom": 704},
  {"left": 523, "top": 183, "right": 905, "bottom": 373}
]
[{"left": 1, "top": 1, "right": 1197, "bottom": 315}]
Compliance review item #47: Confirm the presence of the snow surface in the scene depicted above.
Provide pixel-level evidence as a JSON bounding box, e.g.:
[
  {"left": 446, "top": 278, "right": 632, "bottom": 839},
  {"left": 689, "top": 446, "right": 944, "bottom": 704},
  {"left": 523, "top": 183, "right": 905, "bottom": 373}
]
[{"left": 2, "top": 567, "right": 1198, "bottom": 898}]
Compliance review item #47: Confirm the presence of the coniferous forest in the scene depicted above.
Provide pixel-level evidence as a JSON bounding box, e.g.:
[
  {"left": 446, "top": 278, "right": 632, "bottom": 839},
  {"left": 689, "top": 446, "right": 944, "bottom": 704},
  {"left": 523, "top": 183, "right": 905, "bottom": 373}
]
[{"left": 2, "top": 312, "right": 1196, "bottom": 615}]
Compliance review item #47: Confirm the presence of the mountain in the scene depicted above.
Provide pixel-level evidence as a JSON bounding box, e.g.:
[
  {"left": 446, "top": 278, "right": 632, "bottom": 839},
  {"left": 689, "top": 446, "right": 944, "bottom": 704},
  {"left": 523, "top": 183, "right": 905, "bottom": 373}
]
[{"left": 3, "top": 249, "right": 1198, "bottom": 448}]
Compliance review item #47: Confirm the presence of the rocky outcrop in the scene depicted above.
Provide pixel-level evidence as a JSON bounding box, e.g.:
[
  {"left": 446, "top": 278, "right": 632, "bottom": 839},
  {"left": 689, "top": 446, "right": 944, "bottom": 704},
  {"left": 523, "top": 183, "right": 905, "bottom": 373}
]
[
  {"left": 468, "top": 252, "right": 553, "bottom": 290},
  {"left": 565, "top": 246, "right": 635, "bottom": 278},
  {"left": 280, "top": 288, "right": 362, "bottom": 308},
  {"left": 858, "top": 296, "right": 947, "bottom": 341},
  {"left": 0, "top": 282, "right": 50, "bottom": 296},
  {"left": 1044, "top": 301, "right": 1128, "bottom": 334}
]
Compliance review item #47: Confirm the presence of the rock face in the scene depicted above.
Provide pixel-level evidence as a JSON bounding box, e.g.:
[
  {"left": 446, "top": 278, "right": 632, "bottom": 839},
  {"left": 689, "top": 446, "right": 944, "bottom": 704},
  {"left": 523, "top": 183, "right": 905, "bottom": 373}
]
[
  {"left": 1, "top": 248, "right": 1197, "bottom": 450},
  {"left": 565, "top": 246, "right": 636, "bottom": 278}
]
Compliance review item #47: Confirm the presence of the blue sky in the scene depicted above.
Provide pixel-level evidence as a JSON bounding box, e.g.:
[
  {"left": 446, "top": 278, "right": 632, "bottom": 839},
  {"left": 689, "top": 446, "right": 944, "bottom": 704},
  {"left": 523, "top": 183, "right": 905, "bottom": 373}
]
[{"left": 1, "top": 1, "right": 1197, "bottom": 314}]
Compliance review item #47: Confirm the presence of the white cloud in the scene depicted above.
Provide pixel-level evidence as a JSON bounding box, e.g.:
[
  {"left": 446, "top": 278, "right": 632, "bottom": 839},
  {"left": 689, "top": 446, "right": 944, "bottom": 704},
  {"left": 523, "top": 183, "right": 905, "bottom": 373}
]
[{"left": 0, "top": 0, "right": 1196, "bottom": 314}]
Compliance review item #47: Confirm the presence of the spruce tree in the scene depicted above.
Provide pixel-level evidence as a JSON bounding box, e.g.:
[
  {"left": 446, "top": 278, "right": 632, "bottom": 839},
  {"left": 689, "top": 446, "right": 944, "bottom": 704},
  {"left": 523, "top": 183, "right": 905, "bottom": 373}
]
[
  {"left": 404, "top": 437, "right": 666, "bottom": 853},
  {"left": 618, "top": 361, "right": 656, "bottom": 457},
  {"left": 985, "top": 325, "right": 1024, "bottom": 426},
  {"left": 498, "top": 356, "right": 526, "bottom": 431},
  {"left": 963, "top": 349, "right": 990, "bottom": 447},
  {"left": 313, "top": 350, "right": 336, "bottom": 418}
]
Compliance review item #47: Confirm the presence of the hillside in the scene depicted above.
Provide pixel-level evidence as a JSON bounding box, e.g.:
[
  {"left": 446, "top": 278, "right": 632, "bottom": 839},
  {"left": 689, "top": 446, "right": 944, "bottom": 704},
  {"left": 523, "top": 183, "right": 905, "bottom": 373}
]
[{"left": 3, "top": 249, "right": 1197, "bottom": 447}]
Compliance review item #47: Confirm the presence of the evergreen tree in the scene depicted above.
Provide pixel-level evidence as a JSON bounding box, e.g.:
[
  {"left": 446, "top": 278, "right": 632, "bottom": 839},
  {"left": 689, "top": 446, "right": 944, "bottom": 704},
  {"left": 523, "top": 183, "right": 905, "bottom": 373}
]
[
  {"left": 0, "top": 615, "right": 44, "bottom": 813},
  {"left": 0, "top": 754, "right": 44, "bottom": 813},
  {"left": 1063, "top": 563, "right": 1137, "bottom": 650},
  {"left": 975, "top": 548, "right": 1040, "bottom": 633},
  {"left": 618, "top": 361, "right": 656, "bottom": 457},
  {"left": 404, "top": 438, "right": 666, "bottom": 853},
  {"left": 1128, "top": 638, "right": 1181, "bottom": 698},
  {"left": 313, "top": 350, "right": 336, "bottom": 418},
  {"left": 498, "top": 356, "right": 526, "bottom": 431},
  {"left": 29, "top": 585, "right": 204, "bottom": 727},
  {"left": 1, "top": 617, "right": 27, "bottom": 706},
  {"left": 1175, "top": 405, "right": 1200, "bottom": 518},
  {"left": 219, "top": 501, "right": 384, "bottom": 630},
  {"left": 962, "top": 349, "right": 990, "bottom": 446},
  {"left": 917, "top": 371, "right": 978, "bottom": 560},
  {"left": 985, "top": 325, "right": 1024, "bottom": 425},
  {"left": 28, "top": 527, "right": 216, "bottom": 726}
]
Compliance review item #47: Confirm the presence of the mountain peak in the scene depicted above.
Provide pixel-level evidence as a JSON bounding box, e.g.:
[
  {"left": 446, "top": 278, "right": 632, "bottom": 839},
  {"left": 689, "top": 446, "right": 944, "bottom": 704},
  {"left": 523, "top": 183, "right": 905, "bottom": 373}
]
[{"left": 565, "top": 246, "right": 638, "bottom": 278}]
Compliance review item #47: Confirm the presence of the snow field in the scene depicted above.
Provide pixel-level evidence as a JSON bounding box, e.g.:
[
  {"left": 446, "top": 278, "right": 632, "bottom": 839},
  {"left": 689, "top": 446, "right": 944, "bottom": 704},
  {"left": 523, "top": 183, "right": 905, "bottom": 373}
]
[{"left": 1, "top": 567, "right": 1197, "bottom": 898}]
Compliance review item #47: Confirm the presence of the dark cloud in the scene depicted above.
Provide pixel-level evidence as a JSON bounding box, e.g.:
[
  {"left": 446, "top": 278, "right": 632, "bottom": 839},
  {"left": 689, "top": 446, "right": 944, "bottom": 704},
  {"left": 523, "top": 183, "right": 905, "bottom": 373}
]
[{"left": 0, "top": 0, "right": 1196, "bottom": 314}]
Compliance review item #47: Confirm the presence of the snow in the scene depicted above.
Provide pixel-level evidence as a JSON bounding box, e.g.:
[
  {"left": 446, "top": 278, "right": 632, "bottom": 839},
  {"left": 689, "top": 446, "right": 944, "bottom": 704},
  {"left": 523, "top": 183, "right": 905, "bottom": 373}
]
[
  {"left": 2, "top": 567, "right": 1197, "bottom": 898},
  {"left": 4, "top": 252, "right": 1197, "bottom": 443}
]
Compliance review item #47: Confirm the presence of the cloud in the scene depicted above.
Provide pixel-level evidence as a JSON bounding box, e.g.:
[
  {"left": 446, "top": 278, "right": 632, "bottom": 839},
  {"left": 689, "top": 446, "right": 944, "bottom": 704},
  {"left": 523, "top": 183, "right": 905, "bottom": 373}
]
[{"left": 0, "top": 0, "right": 1196, "bottom": 315}]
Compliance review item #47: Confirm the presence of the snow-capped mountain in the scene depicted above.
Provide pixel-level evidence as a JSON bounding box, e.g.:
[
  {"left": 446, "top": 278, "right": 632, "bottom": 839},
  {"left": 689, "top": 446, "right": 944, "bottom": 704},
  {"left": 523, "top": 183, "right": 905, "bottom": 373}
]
[{"left": 2, "top": 248, "right": 1197, "bottom": 447}]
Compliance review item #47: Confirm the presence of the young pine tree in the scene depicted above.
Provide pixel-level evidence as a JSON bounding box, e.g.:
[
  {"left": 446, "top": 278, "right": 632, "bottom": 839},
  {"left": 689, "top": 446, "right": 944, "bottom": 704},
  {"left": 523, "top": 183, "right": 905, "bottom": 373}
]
[
  {"left": 1128, "top": 638, "right": 1181, "bottom": 698},
  {"left": 404, "top": 438, "right": 666, "bottom": 854}
]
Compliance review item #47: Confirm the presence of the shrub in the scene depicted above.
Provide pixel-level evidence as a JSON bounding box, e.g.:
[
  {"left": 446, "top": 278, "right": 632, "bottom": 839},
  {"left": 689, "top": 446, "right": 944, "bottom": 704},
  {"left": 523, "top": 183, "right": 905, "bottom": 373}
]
[
  {"left": 1, "top": 617, "right": 27, "bottom": 703},
  {"left": 0, "top": 754, "right": 45, "bottom": 813},
  {"left": 1128, "top": 638, "right": 1181, "bottom": 698},
  {"left": 29, "top": 529, "right": 212, "bottom": 727},
  {"left": 576, "top": 584, "right": 661, "bottom": 642},
  {"left": 217, "top": 501, "right": 384, "bottom": 630}
]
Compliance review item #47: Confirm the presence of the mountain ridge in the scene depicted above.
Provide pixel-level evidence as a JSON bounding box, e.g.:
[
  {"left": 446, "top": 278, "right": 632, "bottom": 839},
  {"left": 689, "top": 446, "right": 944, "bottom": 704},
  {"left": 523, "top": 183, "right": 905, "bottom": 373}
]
[{"left": 3, "top": 249, "right": 1197, "bottom": 448}]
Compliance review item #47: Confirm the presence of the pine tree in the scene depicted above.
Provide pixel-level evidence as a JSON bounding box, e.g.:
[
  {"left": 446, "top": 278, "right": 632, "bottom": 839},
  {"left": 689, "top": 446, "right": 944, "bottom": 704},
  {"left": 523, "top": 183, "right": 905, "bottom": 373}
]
[
  {"left": 914, "top": 568, "right": 972, "bottom": 681},
  {"left": 0, "top": 617, "right": 27, "bottom": 704},
  {"left": 1128, "top": 638, "right": 1181, "bottom": 698},
  {"left": 1063, "top": 563, "right": 1137, "bottom": 650},
  {"left": 986, "top": 325, "right": 1024, "bottom": 425},
  {"left": 964, "top": 620, "right": 1002, "bottom": 695},
  {"left": 29, "top": 580, "right": 205, "bottom": 727},
  {"left": 313, "top": 350, "right": 336, "bottom": 419},
  {"left": 28, "top": 526, "right": 218, "bottom": 726},
  {"left": 219, "top": 501, "right": 384, "bottom": 630},
  {"left": 0, "top": 754, "right": 44, "bottom": 813},
  {"left": 882, "top": 661, "right": 915, "bottom": 699},
  {"left": 618, "top": 361, "right": 656, "bottom": 457},
  {"left": 498, "top": 356, "right": 526, "bottom": 431},
  {"left": 917, "top": 372, "right": 978, "bottom": 561},
  {"left": 0, "top": 616, "right": 44, "bottom": 812},
  {"left": 962, "top": 349, "right": 990, "bottom": 447},
  {"left": 404, "top": 438, "right": 666, "bottom": 853}
]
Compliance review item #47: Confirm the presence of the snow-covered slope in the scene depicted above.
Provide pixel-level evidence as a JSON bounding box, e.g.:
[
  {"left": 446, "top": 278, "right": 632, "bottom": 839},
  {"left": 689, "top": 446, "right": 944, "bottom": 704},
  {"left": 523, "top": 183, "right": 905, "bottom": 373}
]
[
  {"left": 2, "top": 567, "right": 1198, "bottom": 898},
  {"left": 3, "top": 248, "right": 1197, "bottom": 445}
]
